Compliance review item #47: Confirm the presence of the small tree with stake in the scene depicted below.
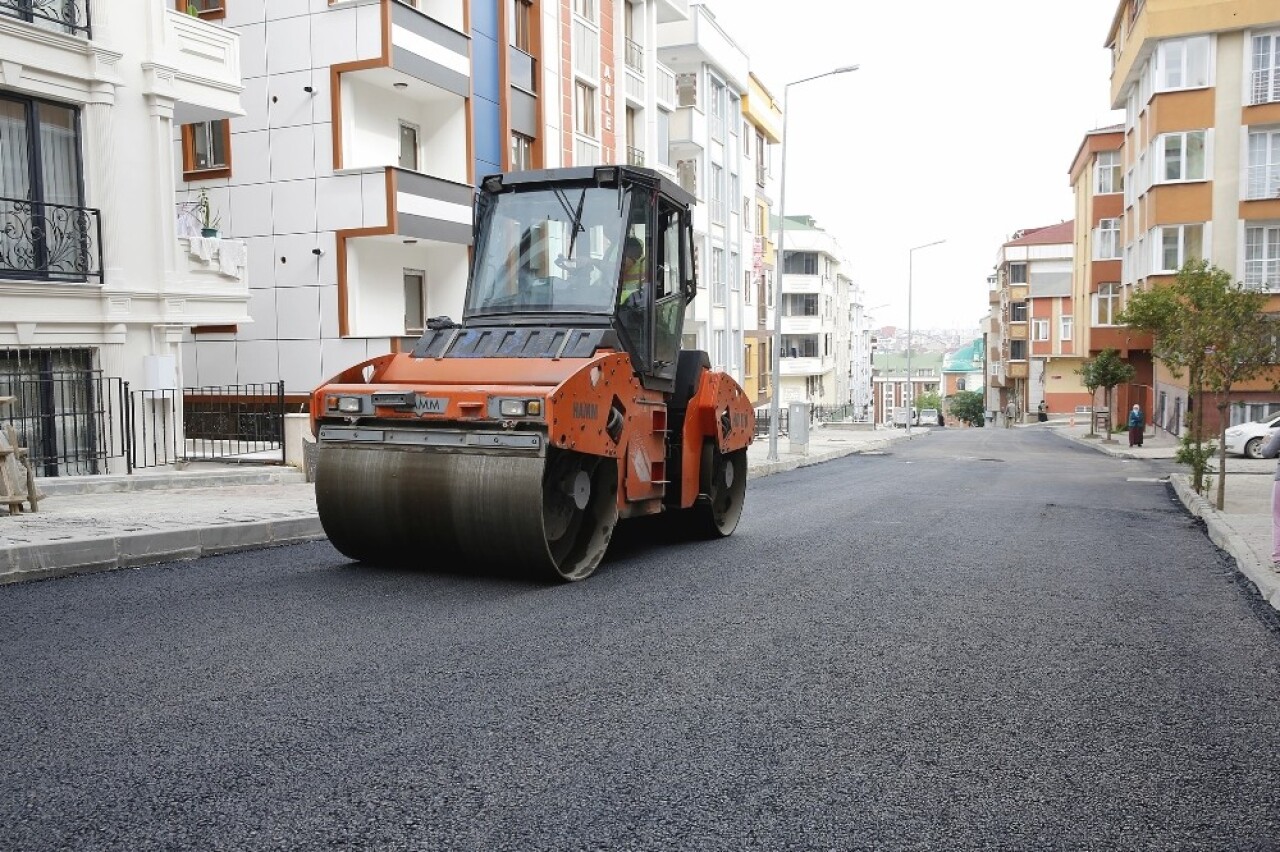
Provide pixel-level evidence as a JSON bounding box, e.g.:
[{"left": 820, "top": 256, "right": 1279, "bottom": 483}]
[{"left": 1089, "top": 348, "right": 1135, "bottom": 444}]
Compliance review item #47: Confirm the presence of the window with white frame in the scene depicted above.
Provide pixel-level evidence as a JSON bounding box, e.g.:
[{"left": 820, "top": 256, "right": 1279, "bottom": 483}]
[
  {"left": 1008, "top": 263, "right": 1027, "bottom": 284},
  {"left": 730, "top": 251, "right": 740, "bottom": 290},
  {"left": 710, "top": 163, "right": 724, "bottom": 223},
  {"left": 574, "top": 80, "right": 596, "bottom": 136},
  {"left": 1155, "top": 36, "right": 1210, "bottom": 91},
  {"left": 1095, "top": 217, "right": 1121, "bottom": 259},
  {"left": 1060, "top": 315, "right": 1073, "bottom": 341},
  {"left": 1251, "top": 31, "right": 1280, "bottom": 105},
  {"left": 709, "top": 75, "right": 726, "bottom": 139},
  {"left": 1093, "top": 283, "right": 1121, "bottom": 326},
  {"left": 1031, "top": 319, "right": 1049, "bottom": 341},
  {"left": 1245, "top": 224, "right": 1280, "bottom": 290},
  {"left": 711, "top": 247, "right": 725, "bottom": 304},
  {"left": 573, "top": 0, "right": 594, "bottom": 22},
  {"left": 1246, "top": 128, "right": 1280, "bottom": 200},
  {"left": 1096, "top": 150, "right": 1122, "bottom": 194},
  {"left": 713, "top": 329, "right": 726, "bottom": 368},
  {"left": 1159, "top": 131, "right": 1207, "bottom": 182},
  {"left": 1156, "top": 223, "right": 1204, "bottom": 273},
  {"left": 655, "top": 109, "right": 670, "bottom": 167}
]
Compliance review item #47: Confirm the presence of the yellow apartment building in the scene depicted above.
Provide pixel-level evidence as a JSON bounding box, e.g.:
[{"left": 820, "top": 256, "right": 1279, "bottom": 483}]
[{"left": 741, "top": 71, "right": 782, "bottom": 407}]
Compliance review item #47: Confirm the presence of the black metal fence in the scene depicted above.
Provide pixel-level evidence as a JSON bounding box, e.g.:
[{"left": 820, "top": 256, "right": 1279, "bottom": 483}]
[
  {"left": 1, "top": 348, "right": 285, "bottom": 476},
  {"left": 181, "top": 382, "right": 286, "bottom": 465}
]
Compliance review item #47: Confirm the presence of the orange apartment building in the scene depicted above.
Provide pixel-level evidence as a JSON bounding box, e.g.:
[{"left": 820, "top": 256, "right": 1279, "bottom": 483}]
[
  {"left": 1106, "top": 0, "right": 1280, "bottom": 436},
  {"left": 1068, "top": 124, "right": 1155, "bottom": 423}
]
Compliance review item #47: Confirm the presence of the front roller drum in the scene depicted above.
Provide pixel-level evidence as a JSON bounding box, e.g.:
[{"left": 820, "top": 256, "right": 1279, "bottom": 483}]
[{"left": 316, "top": 444, "right": 619, "bottom": 581}]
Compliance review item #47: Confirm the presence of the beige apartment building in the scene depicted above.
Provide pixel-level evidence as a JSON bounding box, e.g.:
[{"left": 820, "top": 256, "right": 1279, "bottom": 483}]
[{"left": 1106, "top": 0, "right": 1280, "bottom": 435}]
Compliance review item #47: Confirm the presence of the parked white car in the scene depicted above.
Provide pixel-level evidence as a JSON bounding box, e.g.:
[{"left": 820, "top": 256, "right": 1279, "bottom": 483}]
[{"left": 1224, "top": 413, "right": 1280, "bottom": 458}]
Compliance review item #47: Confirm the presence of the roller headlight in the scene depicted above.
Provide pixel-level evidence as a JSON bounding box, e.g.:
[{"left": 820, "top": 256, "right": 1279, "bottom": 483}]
[
  {"left": 498, "top": 398, "right": 542, "bottom": 418},
  {"left": 327, "top": 395, "right": 365, "bottom": 413}
]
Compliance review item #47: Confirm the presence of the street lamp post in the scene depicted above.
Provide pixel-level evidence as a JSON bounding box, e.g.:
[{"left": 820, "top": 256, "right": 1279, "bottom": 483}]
[
  {"left": 905, "top": 240, "right": 945, "bottom": 436},
  {"left": 768, "top": 64, "right": 859, "bottom": 461}
]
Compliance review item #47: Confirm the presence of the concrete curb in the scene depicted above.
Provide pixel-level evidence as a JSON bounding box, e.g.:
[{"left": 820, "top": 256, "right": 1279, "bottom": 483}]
[
  {"left": 1168, "top": 474, "right": 1280, "bottom": 611},
  {"left": 36, "top": 467, "right": 306, "bottom": 497},
  {"left": 1, "top": 515, "right": 325, "bottom": 585}
]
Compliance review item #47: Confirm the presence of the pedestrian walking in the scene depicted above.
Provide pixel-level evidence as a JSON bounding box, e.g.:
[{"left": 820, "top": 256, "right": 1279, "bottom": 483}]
[
  {"left": 1037, "top": 401, "right": 1048, "bottom": 423},
  {"left": 1259, "top": 426, "right": 1280, "bottom": 572},
  {"left": 1004, "top": 400, "right": 1016, "bottom": 428},
  {"left": 1127, "top": 403, "right": 1145, "bottom": 447}
]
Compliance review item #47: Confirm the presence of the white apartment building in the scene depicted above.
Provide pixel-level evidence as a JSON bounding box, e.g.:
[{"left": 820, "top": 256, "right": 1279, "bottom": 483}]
[
  {"left": 776, "top": 215, "right": 848, "bottom": 406},
  {"left": 657, "top": 2, "right": 748, "bottom": 384},
  {"left": 0, "top": 0, "right": 247, "bottom": 474}
]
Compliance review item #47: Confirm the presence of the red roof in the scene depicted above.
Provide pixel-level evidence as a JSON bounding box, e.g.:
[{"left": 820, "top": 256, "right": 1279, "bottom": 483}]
[{"left": 1005, "top": 221, "right": 1074, "bottom": 247}]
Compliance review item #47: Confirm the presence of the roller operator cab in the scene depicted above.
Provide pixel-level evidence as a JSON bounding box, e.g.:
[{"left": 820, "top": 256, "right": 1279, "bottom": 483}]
[{"left": 311, "top": 166, "right": 756, "bottom": 581}]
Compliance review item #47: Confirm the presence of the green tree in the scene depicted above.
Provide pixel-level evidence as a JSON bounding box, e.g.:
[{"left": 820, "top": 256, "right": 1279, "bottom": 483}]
[
  {"left": 1089, "top": 348, "right": 1135, "bottom": 444},
  {"left": 915, "top": 391, "right": 941, "bottom": 413},
  {"left": 947, "top": 389, "right": 985, "bottom": 426},
  {"left": 1119, "top": 259, "right": 1277, "bottom": 506}
]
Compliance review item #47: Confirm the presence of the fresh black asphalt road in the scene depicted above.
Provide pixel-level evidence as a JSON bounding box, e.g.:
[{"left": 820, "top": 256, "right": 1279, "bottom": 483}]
[{"left": 4, "top": 427, "right": 1280, "bottom": 851}]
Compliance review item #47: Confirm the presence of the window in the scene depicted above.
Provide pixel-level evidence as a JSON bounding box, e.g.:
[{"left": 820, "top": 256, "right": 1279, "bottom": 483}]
[
  {"left": 711, "top": 248, "right": 725, "bottom": 304},
  {"left": 1031, "top": 319, "right": 1049, "bottom": 341},
  {"left": 783, "top": 293, "right": 818, "bottom": 316},
  {"left": 574, "top": 81, "right": 596, "bottom": 136},
  {"left": 783, "top": 335, "right": 819, "bottom": 358},
  {"left": 1008, "top": 262, "right": 1027, "bottom": 284},
  {"left": 510, "top": 132, "right": 533, "bottom": 171},
  {"left": 1095, "top": 218, "right": 1121, "bottom": 260},
  {"left": 1156, "top": 36, "right": 1210, "bottom": 90},
  {"left": 1009, "top": 340, "right": 1027, "bottom": 360},
  {"left": 176, "top": 0, "right": 225, "bottom": 20},
  {"left": 1251, "top": 31, "right": 1280, "bottom": 105},
  {"left": 730, "top": 252, "right": 740, "bottom": 290},
  {"left": 404, "top": 269, "right": 426, "bottom": 333},
  {"left": 1095, "top": 150, "right": 1122, "bottom": 194},
  {"left": 573, "top": 0, "right": 594, "bottom": 22},
  {"left": 756, "top": 132, "right": 767, "bottom": 186},
  {"left": 511, "top": 0, "right": 532, "bottom": 52},
  {"left": 1010, "top": 302, "right": 1027, "bottom": 322},
  {"left": 1060, "top": 315, "right": 1073, "bottom": 341},
  {"left": 1245, "top": 225, "right": 1280, "bottom": 291},
  {"left": 713, "top": 330, "right": 726, "bottom": 368},
  {"left": 1159, "top": 131, "right": 1206, "bottom": 182},
  {"left": 1156, "top": 223, "right": 1204, "bottom": 272},
  {"left": 1246, "top": 128, "right": 1280, "bottom": 200},
  {"left": 676, "top": 73, "right": 697, "bottom": 108},
  {"left": 182, "top": 119, "right": 231, "bottom": 178},
  {"left": 708, "top": 76, "right": 726, "bottom": 139},
  {"left": 398, "top": 122, "right": 418, "bottom": 170},
  {"left": 710, "top": 164, "right": 724, "bottom": 223},
  {"left": 1093, "top": 283, "right": 1121, "bottom": 325},
  {"left": 784, "top": 251, "right": 818, "bottom": 275},
  {"left": 655, "top": 110, "right": 670, "bottom": 167},
  {"left": 0, "top": 94, "right": 92, "bottom": 281}
]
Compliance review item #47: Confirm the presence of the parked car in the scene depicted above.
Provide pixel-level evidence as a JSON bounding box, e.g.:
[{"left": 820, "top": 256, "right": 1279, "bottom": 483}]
[
  {"left": 919, "top": 408, "right": 939, "bottom": 427},
  {"left": 1224, "top": 413, "right": 1280, "bottom": 458}
]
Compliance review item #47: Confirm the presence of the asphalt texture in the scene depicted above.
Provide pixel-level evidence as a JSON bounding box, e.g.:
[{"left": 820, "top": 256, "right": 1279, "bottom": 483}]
[{"left": 4, "top": 427, "right": 1280, "bottom": 851}]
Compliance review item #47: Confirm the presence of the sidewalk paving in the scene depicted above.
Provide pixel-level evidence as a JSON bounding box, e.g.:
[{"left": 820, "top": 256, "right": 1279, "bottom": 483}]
[{"left": 7, "top": 420, "right": 1276, "bottom": 615}]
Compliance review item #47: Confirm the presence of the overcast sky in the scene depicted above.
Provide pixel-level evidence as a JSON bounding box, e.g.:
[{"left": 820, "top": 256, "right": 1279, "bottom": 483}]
[{"left": 704, "top": 0, "right": 1125, "bottom": 332}]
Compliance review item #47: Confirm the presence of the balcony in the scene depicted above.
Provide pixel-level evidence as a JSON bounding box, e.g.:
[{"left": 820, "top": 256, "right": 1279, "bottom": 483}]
[
  {"left": 781, "top": 316, "right": 822, "bottom": 335},
  {"left": 0, "top": 0, "right": 91, "bottom": 38},
  {"left": 0, "top": 197, "right": 102, "bottom": 284},
  {"left": 626, "top": 146, "right": 645, "bottom": 167},
  {"left": 625, "top": 65, "right": 645, "bottom": 104},
  {"left": 781, "top": 273, "right": 823, "bottom": 293},
  {"left": 655, "top": 0, "right": 689, "bottom": 23},
  {"left": 152, "top": 8, "right": 244, "bottom": 124},
  {"left": 174, "top": 235, "right": 251, "bottom": 323},
  {"left": 1007, "top": 321, "right": 1028, "bottom": 341},
  {"left": 670, "top": 105, "right": 707, "bottom": 151},
  {"left": 509, "top": 45, "right": 536, "bottom": 93},
  {"left": 1009, "top": 284, "right": 1028, "bottom": 301},
  {"left": 1007, "top": 362, "right": 1029, "bottom": 379},
  {"left": 780, "top": 356, "right": 832, "bottom": 377},
  {"left": 624, "top": 37, "right": 644, "bottom": 73}
]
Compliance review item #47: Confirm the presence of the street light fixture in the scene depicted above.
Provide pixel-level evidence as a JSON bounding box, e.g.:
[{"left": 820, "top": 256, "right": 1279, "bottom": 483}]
[
  {"left": 767, "top": 63, "right": 860, "bottom": 461},
  {"left": 905, "top": 239, "right": 945, "bottom": 436}
]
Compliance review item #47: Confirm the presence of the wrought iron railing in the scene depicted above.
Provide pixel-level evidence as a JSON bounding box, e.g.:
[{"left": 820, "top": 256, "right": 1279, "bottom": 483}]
[
  {"left": 0, "top": 196, "right": 103, "bottom": 283},
  {"left": 0, "top": 0, "right": 92, "bottom": 37}
]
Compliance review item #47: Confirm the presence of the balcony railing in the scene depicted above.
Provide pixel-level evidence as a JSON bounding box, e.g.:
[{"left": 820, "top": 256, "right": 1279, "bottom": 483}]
[
  {"left": 509, "top": 45, "right": 536, "bottom": 93},
  {"left": 0, "top": 0, "right": 91, "bottom": 38},
  {"left": 0, "top": 197, "right": 103, "bottom": 283},
  {"left": 624, "top": 37, "right": 644, "bottom": 73},
  {"left": 626, "top": 146, "right": 645, "bottom": 167},
  {"left": 655, "top": 62, "right": 676, "bottom": 107}
]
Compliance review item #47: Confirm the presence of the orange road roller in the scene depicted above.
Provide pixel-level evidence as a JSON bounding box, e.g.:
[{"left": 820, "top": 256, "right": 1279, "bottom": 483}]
[{"left": 311, "top": 165, "right": 755, "bottom": 581}]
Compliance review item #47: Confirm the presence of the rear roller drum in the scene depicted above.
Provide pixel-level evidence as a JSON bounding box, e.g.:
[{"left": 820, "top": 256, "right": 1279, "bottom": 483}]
[{"left": 684, "top": 441, "right": 747, "bottom": 539}]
